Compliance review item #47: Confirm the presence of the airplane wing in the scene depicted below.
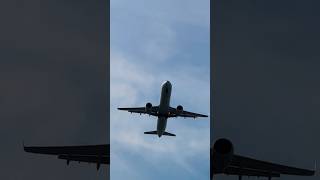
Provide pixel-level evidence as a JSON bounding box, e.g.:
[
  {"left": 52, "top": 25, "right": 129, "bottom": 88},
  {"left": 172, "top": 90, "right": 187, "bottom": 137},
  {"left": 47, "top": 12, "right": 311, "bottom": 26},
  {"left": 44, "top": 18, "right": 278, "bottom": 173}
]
[
  {"left": 24, "top": 144, "right": 109, "bottom": 169},
  {"left": 169, "top": 107, "right": 208, "bottom": 118},
  {"left": 118, "top": 106, "right": 159, "bottom": 116},
  {"left": 224, "top": 154, "right": 315, "bottom": 177}
]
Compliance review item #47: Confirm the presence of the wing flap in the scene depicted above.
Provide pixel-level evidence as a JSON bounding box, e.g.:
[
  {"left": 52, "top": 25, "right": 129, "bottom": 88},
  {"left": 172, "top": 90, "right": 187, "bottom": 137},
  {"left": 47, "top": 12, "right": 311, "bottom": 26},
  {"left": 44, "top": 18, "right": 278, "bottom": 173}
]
[
  {"left": 225, "top": 166, "right": 280, "bottom": 177},
  {"left": 58, "top": 155, "right": 109, "bottom": 164}
]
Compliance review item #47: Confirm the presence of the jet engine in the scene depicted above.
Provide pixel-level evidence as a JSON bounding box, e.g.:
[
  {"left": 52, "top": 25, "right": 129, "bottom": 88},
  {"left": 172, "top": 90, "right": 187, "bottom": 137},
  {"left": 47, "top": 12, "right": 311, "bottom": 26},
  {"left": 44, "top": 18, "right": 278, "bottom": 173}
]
[
  {"left": 212, "top": 138, "right": 234, "bottom": 172},
  {"left": 176, "top": 105, "right": 183, "bottom": 114},
  {"left": 145, "top": 102, "right": 152, "bottom": 112}
]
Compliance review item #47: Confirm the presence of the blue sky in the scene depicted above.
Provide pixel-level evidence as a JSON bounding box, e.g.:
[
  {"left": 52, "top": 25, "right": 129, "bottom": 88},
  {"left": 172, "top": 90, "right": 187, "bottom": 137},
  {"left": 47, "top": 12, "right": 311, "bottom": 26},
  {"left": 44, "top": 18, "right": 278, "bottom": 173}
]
[{"left": 110, "top": 0, "right": 210, "bottom": 179}]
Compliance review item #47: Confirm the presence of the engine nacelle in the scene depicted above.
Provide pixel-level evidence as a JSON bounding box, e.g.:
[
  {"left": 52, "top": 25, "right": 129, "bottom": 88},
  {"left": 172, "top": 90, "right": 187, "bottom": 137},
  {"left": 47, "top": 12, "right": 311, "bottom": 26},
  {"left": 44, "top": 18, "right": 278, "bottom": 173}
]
[
  {"left": 211, "top": 138, "right": 234, "bottom": 173},
  {"left": 176, "top": 105, "right": 183, "bottom": 114},
  {"left": 145, "top": 102, "right": 152, "bottom": 112}
]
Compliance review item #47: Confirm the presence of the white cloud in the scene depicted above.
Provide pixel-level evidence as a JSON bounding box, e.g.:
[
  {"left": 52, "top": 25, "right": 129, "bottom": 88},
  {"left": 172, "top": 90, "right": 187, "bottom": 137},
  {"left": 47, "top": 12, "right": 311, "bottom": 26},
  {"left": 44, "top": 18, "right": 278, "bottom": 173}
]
[
  {"left": 110, "top": 51, "right": 156, "bottom": 106},
  {"left": 141, "top": 22, "right": 176, "bottom": 62}
]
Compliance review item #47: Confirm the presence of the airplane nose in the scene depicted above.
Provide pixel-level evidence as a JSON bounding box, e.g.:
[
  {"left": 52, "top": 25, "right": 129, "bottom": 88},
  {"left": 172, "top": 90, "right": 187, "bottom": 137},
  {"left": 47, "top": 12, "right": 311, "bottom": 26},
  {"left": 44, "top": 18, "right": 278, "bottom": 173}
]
[{"left": 163, "top": 80, "right": 171, "bottom": 86}]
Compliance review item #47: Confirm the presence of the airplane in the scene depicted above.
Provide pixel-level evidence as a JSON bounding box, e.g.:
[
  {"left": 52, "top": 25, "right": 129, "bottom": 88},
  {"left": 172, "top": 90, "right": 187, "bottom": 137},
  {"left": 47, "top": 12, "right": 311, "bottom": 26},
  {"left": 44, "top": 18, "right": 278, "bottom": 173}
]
[
  {"left": 118, "top": 80, "right": 208, "bottom": 137},
  {"left": 24, "top": 144, "right": 109, "bottom": 170},
  {"left": 211, "top": 138, "right": 315, "bottom": 180}
]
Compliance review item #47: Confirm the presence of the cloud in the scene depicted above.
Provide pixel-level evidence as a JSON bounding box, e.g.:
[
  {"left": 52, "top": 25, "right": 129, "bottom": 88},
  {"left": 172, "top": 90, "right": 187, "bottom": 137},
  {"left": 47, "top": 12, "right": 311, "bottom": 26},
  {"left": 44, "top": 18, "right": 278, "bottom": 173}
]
[
  {"left": 111, "top": 0, "right": 209, "bottom": 28},
  {"left": 111, "top": 0, "right": 210, "bottom": 64},
  {"left": 110, "top": 51, "right": 210, "bottom": 179},
  {"left": 110, "top": 1, "right": 210, "bottom": 179}
]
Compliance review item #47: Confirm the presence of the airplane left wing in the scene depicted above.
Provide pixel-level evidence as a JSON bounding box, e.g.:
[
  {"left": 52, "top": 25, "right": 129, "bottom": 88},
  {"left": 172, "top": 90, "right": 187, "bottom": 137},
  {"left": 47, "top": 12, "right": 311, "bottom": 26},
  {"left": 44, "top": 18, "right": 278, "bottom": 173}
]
[
  {"left": 226, "top": 154, "right": 315, "bottom": 176},
  {"left": 169, "top": 107, "right": 208, "bottom": 118},
  {"left": 24, "top": 144, "right": 109, "bottom": 169},
  {"left": 211, "top": 139, "right": 315, "bottom": 179}
]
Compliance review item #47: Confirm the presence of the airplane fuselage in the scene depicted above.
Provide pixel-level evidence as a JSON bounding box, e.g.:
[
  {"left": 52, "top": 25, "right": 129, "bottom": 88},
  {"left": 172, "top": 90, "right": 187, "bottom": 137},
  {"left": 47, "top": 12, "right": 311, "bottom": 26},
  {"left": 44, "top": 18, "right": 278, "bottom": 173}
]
[
  {"left": 118, "top": 80, "right": 208, "bottom": 137},
  {"left": 156, "top": 81, "right": 172, "bottom": 137}
]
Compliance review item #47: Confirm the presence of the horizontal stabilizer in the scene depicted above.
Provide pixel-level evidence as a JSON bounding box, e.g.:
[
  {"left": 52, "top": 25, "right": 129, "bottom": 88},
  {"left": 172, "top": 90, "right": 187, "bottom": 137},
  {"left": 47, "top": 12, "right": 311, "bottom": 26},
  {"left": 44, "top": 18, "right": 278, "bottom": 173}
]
[
  {"left": 144, "top": 131, "right": 157, "bottom": 135},
  {"left": 144, "top": 131, "right": 176, "bottom": 136},
  {"left": 163, "top": 132, "right": 176, "bottom": 136}
]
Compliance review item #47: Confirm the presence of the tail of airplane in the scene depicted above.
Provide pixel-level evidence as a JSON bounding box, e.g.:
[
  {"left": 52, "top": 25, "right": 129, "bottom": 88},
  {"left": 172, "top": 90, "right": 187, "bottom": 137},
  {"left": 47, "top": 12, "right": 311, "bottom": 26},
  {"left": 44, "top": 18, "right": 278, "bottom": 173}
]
[{"left": 144, "top": 131, "right": 176, "bottom": 136}]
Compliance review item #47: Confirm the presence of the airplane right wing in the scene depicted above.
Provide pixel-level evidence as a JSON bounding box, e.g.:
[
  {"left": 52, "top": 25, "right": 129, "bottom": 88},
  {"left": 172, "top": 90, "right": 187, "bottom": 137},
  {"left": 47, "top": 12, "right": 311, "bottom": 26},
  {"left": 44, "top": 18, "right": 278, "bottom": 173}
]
[
  {"left": 118, "top": 106, "right": 159, "bottom": 116},
  {"left": 24, "top": 144, "right": 109, "bottom": 169}
]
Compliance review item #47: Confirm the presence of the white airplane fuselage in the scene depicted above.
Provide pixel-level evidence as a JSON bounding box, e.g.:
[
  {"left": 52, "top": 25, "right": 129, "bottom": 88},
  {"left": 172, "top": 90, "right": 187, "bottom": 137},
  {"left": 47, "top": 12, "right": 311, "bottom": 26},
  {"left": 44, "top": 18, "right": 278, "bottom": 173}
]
[{"left": 156, "top": 81, "right": 172, "bottom": 137}]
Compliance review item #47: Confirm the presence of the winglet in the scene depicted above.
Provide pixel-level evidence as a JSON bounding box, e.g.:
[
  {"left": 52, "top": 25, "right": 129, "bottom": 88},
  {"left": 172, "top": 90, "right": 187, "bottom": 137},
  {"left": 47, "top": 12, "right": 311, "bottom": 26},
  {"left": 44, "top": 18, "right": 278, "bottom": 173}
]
[{"left": 314, "top": 160, "right": 317, "bottom": 173}]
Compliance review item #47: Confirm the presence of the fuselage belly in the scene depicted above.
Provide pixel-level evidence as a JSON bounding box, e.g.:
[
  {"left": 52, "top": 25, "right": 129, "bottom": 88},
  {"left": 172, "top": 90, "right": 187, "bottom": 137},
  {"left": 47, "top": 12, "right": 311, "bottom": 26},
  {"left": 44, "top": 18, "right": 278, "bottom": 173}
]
[{"left": 156, "top": 81, "right": 172, "bottom": 137}]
